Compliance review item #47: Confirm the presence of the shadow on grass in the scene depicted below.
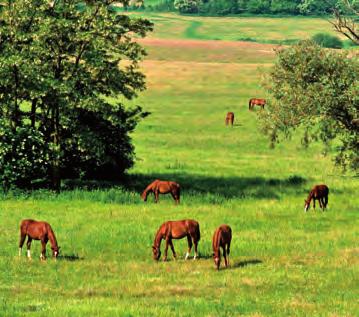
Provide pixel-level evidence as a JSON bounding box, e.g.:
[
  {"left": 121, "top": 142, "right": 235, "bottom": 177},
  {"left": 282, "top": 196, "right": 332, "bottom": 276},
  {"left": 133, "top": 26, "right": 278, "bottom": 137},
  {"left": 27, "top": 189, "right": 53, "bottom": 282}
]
[
  {"left": 231, "top": 258, "right": 263, "bottom": 268},
  {"left": 58, "top": 254, "right": 83, "bottom": 261},
  {"left": 125, "top": 173, "right": 307, "bottom": 200}
]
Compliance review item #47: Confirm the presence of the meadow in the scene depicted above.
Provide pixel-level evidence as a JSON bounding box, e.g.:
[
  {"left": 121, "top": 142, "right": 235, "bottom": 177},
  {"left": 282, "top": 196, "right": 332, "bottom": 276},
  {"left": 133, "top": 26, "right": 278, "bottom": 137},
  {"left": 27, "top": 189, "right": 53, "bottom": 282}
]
[{"left": 1, "top": 13, "right": 358, "bottom": 317}]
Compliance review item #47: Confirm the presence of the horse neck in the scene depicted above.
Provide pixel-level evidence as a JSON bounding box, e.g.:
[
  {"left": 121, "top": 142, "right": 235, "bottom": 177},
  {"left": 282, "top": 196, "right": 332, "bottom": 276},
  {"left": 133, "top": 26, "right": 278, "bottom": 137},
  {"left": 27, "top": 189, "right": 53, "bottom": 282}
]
[
  {"left": 154, "top": 226, "right": 164, "bottom": 248},
  {"left": 144, "top": 183, "right": 155, "bottom": 196},
  {"left": 213, "top": 230, "right": 221, "bottom": 256},
  {"left": 306, "top": 191, "right": 313, "bottom": 203},
  {"left": 47, "top": 225, "right": 58, "bottom": 249}
]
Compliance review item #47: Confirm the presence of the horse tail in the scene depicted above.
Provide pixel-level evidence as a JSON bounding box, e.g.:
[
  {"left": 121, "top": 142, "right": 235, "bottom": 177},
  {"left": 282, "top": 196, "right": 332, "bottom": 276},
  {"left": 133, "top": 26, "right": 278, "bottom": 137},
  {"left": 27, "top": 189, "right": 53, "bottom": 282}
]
[{"left": 196, "top": 222, "right": 201, "bottom": 241}]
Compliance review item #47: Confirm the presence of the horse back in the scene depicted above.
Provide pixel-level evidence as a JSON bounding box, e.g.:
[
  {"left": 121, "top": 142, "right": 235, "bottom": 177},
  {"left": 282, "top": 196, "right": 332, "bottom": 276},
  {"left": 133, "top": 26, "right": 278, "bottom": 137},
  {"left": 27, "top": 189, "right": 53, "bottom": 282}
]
[
  {"left": 214, "top": 225, "right": 232, "bottom": 248},
  {"left": 313, "top": 184, "right": 329, "bottom": 197},
  {"left": 20, "top": 219, "right": 48, "bottom": 239}
]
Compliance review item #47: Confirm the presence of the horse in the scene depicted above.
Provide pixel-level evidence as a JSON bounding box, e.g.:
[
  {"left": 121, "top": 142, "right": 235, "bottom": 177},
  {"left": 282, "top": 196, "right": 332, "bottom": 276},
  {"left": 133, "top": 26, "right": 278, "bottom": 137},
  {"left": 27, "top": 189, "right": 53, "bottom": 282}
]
[
  {"left": 152, "top": 219, "right": 200, "bottom": 261},
  {"left": 19, "top": 219, "right": 60, "bottom": 260},
  {"left": 225, "top": 112, "right": 234, "bottom": 126},
  {"left": 141, "top": 179, "right": 180, "bottom": 204},
  {"left": 249, "top": 98, "right": 266, "bottom": 110},
  {"left": 212, "top": 224, "right": 232, "bottom": 270},
  {"left": 304, "top": 184, "right": 329, "bottom": 212}
]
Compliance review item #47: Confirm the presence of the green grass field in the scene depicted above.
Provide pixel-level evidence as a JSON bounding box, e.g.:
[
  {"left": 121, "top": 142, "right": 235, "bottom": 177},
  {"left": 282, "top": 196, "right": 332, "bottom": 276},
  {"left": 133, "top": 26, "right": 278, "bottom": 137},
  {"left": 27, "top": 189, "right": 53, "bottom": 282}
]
[{"left": 1, "top": 13, "right": 358, "bottom": 317}]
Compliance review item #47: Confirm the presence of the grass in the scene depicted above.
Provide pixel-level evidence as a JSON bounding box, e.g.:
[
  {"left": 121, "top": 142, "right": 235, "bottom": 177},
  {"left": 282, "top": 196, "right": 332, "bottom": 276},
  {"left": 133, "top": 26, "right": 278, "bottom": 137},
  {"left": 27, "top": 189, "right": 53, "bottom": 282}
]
[{"left": 1, "top": 13, "right": 359, "bottom": 317}]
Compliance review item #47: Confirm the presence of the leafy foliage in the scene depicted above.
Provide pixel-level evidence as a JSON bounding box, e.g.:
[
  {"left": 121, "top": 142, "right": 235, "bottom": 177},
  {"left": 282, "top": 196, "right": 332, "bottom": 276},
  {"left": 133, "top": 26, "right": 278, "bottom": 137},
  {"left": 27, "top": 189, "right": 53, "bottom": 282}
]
[
  {"left": 259, "top": 41, "right": 359, "bottom": 171},
  {"left": 311, "top": 32, "right": 343, "bottom": 48},
  {"left": 174, "top": 0, "right": 202, "bottom": 13},
  {"left": 0, "top": 0, "right": 153, "bottom": 190}
]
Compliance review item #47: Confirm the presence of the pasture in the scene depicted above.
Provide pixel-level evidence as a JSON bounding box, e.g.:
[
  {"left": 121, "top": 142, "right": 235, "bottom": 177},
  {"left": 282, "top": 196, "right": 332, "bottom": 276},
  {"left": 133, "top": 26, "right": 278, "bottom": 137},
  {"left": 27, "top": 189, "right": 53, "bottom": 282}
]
[{"left": 1, "top": 13, "right": 358, "bottom": 317}]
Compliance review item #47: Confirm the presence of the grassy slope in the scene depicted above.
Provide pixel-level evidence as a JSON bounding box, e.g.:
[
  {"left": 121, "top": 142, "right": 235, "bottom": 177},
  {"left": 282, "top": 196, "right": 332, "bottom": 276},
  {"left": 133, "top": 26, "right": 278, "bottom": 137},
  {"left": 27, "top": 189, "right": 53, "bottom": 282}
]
[{"left": 1, "top": 14, "right": 358, "bottom": 317}]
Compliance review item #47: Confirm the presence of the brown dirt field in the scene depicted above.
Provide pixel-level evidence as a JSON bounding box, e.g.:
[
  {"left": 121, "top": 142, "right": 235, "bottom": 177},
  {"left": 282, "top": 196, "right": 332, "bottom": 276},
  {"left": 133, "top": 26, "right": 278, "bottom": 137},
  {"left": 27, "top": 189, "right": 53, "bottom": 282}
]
[{"left": 138, "top": 37, "right": 278, "bottom": 53}]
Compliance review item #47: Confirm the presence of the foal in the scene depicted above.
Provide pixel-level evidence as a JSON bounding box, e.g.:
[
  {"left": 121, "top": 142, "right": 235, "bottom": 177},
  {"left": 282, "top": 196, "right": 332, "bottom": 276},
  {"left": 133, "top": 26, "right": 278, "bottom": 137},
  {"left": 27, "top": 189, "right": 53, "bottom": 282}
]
[
  {"left": 152, "top": 219, "right": 200, "bottom": 261},
  {"left": 141, "top": 179, "right": 180, "bottom": 204},
  {"left": 225, "top": 112, "right": 234, "bottom": 126},
  {"left": 19, "top": 219, "right": 60, "bottom": 260},
  {"left": 212, "top": 224, "right": 232, "bottom": 270},
  {"left": 304, "top": 184, "right": 329, "bottom": 212}
]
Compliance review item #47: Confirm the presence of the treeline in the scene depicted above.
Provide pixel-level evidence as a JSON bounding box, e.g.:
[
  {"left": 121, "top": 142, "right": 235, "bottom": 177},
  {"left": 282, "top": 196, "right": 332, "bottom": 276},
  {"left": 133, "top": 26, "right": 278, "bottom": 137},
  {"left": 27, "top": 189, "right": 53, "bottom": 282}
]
[{"left": 140, "top": 0, "right": 352, "bottom": 16}]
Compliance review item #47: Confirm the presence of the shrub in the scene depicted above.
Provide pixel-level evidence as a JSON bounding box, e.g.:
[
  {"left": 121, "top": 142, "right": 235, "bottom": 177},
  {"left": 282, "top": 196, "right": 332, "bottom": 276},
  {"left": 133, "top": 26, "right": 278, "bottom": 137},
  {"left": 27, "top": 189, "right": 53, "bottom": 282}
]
[{"left": 311, "top": 33, "right": 343, "bottom": 49}]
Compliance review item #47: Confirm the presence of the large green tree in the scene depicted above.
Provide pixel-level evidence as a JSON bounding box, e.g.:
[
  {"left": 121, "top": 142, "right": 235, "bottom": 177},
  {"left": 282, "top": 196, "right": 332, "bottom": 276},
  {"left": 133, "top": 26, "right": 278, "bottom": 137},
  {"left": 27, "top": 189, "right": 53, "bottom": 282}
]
[
  {"left": 0, "top": 0, "right": 153, "bottom": 190},
  {"left": 259, "top": 41, "right": 359, "bottom": 172}
]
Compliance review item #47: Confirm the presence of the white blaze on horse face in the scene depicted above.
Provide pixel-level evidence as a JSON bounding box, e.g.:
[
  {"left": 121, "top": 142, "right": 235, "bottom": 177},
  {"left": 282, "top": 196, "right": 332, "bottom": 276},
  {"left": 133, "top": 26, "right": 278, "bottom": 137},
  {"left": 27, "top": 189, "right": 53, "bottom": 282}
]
[
  {"left": 27, "top": 250, "right": 31, "bottom": 258},
  {"left": 185, "top": 252, "right": 190, "bottom": 260}
]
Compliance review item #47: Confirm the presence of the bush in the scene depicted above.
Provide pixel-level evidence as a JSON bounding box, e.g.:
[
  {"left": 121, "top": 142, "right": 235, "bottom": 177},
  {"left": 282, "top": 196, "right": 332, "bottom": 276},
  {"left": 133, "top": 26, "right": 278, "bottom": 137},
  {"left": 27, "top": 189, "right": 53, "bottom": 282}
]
[{"left": 311, "top": 33, "right": 343, "bottom": 49}]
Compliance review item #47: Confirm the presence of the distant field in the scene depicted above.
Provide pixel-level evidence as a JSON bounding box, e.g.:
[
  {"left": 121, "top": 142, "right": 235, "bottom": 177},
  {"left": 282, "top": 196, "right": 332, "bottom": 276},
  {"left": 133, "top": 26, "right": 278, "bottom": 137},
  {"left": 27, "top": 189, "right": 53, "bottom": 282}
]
[
  {"left": 131, "top": 13, "right": 348, "bottom": 43},
  {"left": 1, "top": 13, "right": 358, "bottom": 317}
]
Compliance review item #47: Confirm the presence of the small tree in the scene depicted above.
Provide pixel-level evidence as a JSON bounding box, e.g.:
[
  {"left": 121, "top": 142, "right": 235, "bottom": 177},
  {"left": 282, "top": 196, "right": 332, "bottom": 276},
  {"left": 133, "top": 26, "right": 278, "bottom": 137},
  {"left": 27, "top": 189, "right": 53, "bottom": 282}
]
[
  {"left": 174, "top": 0, "right": 202, "bottom": 13},
  {"left": 0, "top": 1, "right": 153, "bottom": 190},
  {"left": 259, "top": 41, "right": 359, "bottom": 172}
]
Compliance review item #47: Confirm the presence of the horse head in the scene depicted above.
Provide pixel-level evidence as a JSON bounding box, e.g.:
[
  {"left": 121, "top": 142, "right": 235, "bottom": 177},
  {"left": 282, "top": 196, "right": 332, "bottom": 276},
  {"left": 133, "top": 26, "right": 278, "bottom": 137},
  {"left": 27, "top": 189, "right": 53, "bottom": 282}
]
[
  {"left": 141, "top": 191, "right": 147, "bottom": 202},
  {"left": 213, "top": 252, "right": 220, "bottom": 270},
  {"left": 152, "top": 246, "right": 161, "bottom": 261},
  {"left": 51, "top": 246, "right": 60, "bottom": 258},
  {"left": 304, "top": 199, "right": 310, "bottom": 212}
]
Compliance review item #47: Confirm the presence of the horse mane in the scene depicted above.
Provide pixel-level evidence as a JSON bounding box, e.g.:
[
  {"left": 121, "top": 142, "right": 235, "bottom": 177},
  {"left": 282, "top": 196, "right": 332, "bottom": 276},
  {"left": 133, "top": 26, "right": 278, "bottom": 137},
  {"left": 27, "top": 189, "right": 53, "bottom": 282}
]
[{"left": 46, "top": 223, "right": 58, "bottom": 250}]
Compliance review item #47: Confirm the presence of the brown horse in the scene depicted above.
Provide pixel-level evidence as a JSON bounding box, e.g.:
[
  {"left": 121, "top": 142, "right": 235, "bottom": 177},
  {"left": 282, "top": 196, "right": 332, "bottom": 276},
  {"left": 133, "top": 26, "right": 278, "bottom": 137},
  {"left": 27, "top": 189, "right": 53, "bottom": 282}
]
[
  {"left": 141, "top": 179, "right": 180, "bottom": 204},
  {"left": 19, "top": 219, "right": 60, "bottom": 260},
  {"left": 304, "top": 184, "right": 329, "bottom": 212},
  {"left": 225, "top": 112, "right": 234, "bottom": 126},
  {"left": 249, "top": 98, "right": 266, "bottom": 110},
  {"left": 212, "top": 224, "right": 232, "bottom": 270},
  {"left": 152, "top": 219, "right": 200, "bottom": 261}
]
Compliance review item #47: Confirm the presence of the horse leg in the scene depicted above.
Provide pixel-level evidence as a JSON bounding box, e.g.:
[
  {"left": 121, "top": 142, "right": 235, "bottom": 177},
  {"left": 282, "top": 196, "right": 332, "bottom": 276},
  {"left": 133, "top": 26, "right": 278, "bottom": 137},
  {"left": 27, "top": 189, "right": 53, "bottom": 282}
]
[
  {"left": 185, "top": 235, "right": 193, "bottom": 260},
  {"left": 318, "top": 198, "right": 323, "bottom": 211},
  {"left": 40, "top": 239, "right": 47, "bottom": 261},
  {"left": 313, "top": 198, "right": 316, "bottom": 210},
  {"left": 19, "top": 233, "right": 26, "bottom": 256},
  {"left": 26, "top": 237, "right": 32, "bottom": 259},
  {"left": 169, "top": 239, "right": 177, "bottom": 259},
  {"left": 154, "top": 191, "right": 159, "bottom": 203},
  {"left": 163, "top": 239, "right": 169, "bottom": 261},
  {"left": 227, "top": 241, "right": 231, "bottom": 266},
  {"left": 223, "top": 246, "right": 228, "bottom": 268},
  {"left": 171, "top": 191, "right": 180, "bottom": 205},
  {"left": 193, "top": 239, "right": 199, "bottom": 260}
]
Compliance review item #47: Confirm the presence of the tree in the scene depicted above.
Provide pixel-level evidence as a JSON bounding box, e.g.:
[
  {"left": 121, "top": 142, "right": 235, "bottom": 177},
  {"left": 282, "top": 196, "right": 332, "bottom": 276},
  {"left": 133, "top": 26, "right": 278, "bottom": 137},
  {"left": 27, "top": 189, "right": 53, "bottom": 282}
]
[
  {"left": 259, "top": 41, "right": 359, "bottom": 171},
  {"left": 301, "top": 0, "right": 359, "bottom": 45},
  {"left": 174, "top": 0, "right": 202, "bottom": 13},
  {"left": 0, "top": 1, "right": 153, "bottom": 190}
]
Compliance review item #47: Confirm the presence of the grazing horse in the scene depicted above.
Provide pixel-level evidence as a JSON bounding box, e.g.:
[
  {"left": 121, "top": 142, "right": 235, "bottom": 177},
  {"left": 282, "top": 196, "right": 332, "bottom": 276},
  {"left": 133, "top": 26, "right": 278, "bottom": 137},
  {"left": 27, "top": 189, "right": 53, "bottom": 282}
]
[
  {"left": 19, "top": 219, "right": 60, "bottom": 260},
  {"left": 212, "top": 224, "right": 232, "bottom": 270},
  {"left": 152, "top": 219, "right": 200, "bottom": 261},
  {"left": 304, "top": 184, "right": 329, "bottom": 212},
  {"left": 141, "top": 179, "right": 180, "bottom": 204},
  {"left": 249, "top": 98, "right": 266, "bottom": 110},
  {"left": 225, "top": 112, "right": 234, "bottom": 126}
]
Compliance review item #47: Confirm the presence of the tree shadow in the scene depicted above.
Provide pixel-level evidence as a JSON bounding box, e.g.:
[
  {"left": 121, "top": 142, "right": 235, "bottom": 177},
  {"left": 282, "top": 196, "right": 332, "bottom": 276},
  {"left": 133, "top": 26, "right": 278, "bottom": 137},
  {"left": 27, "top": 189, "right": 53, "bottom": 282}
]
[
  {"left": 124, "top": 173, "right": 307, "bottom": 200},
  {"left": 58, "top": 254, "right": 83, "bottom": 261}
]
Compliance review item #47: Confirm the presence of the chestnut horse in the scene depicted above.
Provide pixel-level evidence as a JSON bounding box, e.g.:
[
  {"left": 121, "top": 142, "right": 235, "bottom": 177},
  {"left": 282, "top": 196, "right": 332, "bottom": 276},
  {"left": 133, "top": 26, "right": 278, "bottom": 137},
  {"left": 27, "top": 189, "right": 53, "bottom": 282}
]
[
  {"left": 141, "top": 179, "right": 180, "bottom": 204},
  {"left": 152, "top": 219, "right": 200, "bottom": 261},
  {"left": 19, "top": 219, "right": 60, "bottom": 260},
  {"left": 225, "top": 112, "right": 234, "bottom": 126},
  {"left": 249, "top": 98, "right": 266, "bottom": 110},
  {"left": 212, "top": 224, "right": 232, "bottom": 270},
  {"left": 304, "top": 184, "right": 329, "bottom": 212}
]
